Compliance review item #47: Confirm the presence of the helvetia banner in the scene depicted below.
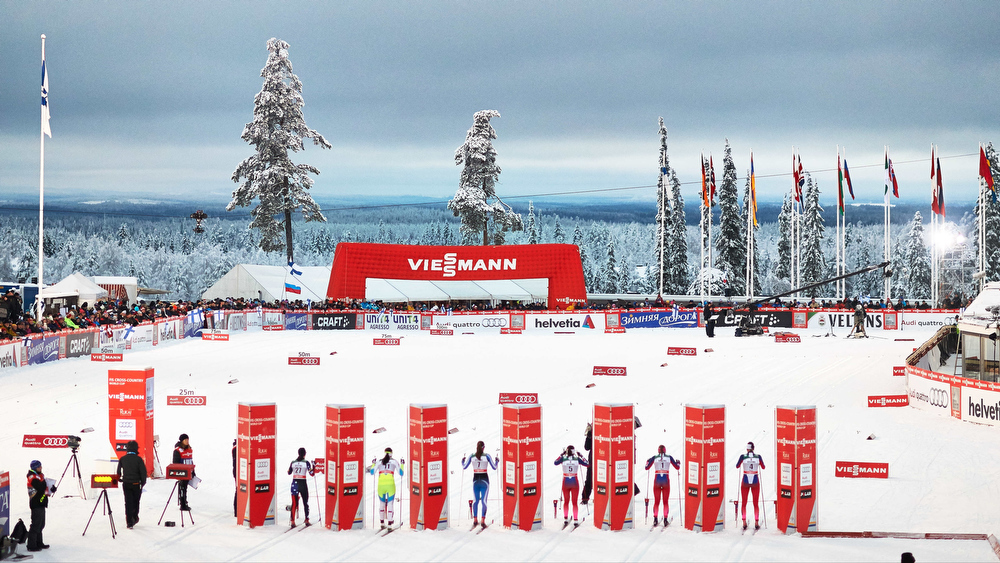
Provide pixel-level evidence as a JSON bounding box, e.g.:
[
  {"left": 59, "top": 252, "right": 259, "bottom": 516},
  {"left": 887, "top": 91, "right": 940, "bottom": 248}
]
[
  {"left": 325, "top": 404, "right": 365, "bottom": 530},
  {"left": 592, "top": 403, "right": 635, "bottom": 530},
  {"left": 237, "top": 402, "right": 277, "bottom": 527},
  {"left": 408, "top": 404, "right": 449, "bottom": 530},
  {"left": 683, "top": 404, "right": 726, "bottom": 532},
  {"left": 774, "top": 406, "right": 818, "bottom": 534},
  {"left": 501, "top": 404, "right": 543, "bottom": 531},
  {"left": 107, "top": 367, "right": 155, "bottom": 476}
]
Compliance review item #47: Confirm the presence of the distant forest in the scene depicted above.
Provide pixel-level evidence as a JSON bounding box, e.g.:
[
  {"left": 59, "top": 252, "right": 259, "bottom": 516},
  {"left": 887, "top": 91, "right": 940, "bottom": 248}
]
[{"left": 0, "top": 194, "right": 981, "bottom": 302}]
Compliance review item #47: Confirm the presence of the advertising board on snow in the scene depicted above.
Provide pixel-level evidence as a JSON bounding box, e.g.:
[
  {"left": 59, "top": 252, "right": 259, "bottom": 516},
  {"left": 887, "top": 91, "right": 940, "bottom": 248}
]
[
  {"left": 525, "top": 313, "right": 601, "bottom": 332},
  {"left": 362, "top": 312, "right": 421, "bottom": 332},
  {"left": 592, "top": 403, "right": 635, "bottom": 531},
  {"left": 714, "top": 310, "right": 793, "bottom": 328},
  {"left": 107, "top": 367, "right": 155, "bottom": 476},
  {"left": 284, "top": 313, "right": 307, "bottom": 331},
  {"left": 0, "top": 470, "right": 9, "bottom": 537},
  {"left": 774, "top": 406, "right": 817, "bottom": 534},
  {"left": 0, "top": 341, "right": 19, "bottom": 371},
  {"left": 962, "top": 385, "right": 1000, "bottom": 426},
  {"left": 906, "top": 368, "right": 955, "bottom": 416},
  {"left": 428, "top": 313, "right": 510, "bottom": 334},
  {"left": 65, "top": 331, "right": 95, "bottom": 358},
  {"left": 684, "top": 404, "right": 725, "bottom": 532},
  {"left": 835, "top": 462, "right": 889, "bottom": 478},
  {"left": 502, "top": 404, "right": 543, "bottom": 531},
  {"left": 311, "top": 312, "right": 357, "bottom": 330}
]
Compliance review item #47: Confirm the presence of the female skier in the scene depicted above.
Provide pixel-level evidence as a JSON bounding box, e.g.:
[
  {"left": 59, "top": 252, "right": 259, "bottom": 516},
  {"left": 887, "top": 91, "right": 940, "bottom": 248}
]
[
  {"left": 461, "top": 441, "right": 497, "bottom": 529},
  {"left": 735, "top": 441, "right": 766, "bottom": 531},
  {"left": 553, "top": 445, "right": 589, "bottom": 528},
  {"left": 368, "top": 447, "right": 404, "bottom": 529},
  {"left": 644, "top": 445, "right": 680, "bottom": 526}
]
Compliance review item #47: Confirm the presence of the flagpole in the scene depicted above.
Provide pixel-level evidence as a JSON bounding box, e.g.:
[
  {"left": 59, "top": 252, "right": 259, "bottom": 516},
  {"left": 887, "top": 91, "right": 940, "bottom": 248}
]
[
  {"left": 37, "top": 34, "right": 47, "bottom": 321},
  {"left": 837, "top": 146, "right": 842, "bottom": 300}
]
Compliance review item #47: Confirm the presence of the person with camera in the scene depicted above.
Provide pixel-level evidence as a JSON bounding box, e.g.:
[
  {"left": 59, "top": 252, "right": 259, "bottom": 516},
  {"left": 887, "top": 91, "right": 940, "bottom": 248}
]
[
  {"left": 554, "top": 445, "right": 589, "bottom": 528},
  {"left": 287, "top": 447, "right": 314, "bottom": 527},
  {"left": 117, "top": 440, "right": 147, "bottom": 529},
  {"left": 25, "top": 460, "right": 54, "bottom": 551},
  {"left": 173, "top": 433, "right": 194, "bottom": 511}
]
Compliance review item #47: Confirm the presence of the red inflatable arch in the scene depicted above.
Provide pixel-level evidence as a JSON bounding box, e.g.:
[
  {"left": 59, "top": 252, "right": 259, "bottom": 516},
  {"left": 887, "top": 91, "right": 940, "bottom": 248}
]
[{"left": 327, "top": 243, "right": 587, "bottom": 310}]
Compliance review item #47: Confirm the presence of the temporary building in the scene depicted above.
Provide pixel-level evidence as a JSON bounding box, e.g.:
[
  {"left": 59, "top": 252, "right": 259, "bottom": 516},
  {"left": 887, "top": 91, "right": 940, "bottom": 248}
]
[
  {"left": 92, "top": 276, "right": 139, "bottom": 304},
  {"left": 201, "top": 264, "right": 331, "bottom": 302},
  {"left": 40, "top": 272, "right": 109, "bottom": 305}
]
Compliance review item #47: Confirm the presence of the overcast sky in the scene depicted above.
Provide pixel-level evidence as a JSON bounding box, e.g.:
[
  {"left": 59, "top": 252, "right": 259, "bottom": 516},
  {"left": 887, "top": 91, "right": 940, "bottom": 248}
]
[{"left": 2, "top": 1, "right": 998, "bottom": 208}]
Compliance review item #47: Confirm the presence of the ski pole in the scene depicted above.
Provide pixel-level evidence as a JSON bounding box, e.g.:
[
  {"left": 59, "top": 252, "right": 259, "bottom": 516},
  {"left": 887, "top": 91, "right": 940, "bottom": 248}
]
[
  {"left": 759, "top": 467, "right": 767, "bottom": 529},
  {"left": 460, "top": 457, "right": 466, "bottom": 524},
  {"left": 313, "top": 472, "right": 323, "bottom": 524},
  {"left": 371, "top": 459, "right": 377, "bottom": 529},
  {"left": 645, "top": 466, "right": 650, "bottom": 524},
  {"left": 676, "top": 466, "right": 683, "bottom": 526}
]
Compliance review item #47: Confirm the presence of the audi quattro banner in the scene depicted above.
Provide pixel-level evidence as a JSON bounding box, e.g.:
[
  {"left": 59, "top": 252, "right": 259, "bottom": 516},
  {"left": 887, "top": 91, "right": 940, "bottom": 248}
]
[
  {"left": 428, "top": 313, "right": 511, "bottom": 334},
  {"left": 328, "top": 243, "right": 587, "bottom": 310},
  {"left": 0, "top": 340, "right": 20, "bottom": 371},
  {"left": 619, "top": 309, "right": 698, "bottom": 329},
  {"left": 408, "top": 404, "right": 449, "bottom": 530},
  {"left": 311, "top": 312, "right": 359, "bottom": 331},
  {"left": 237, "top": 402, "right": 277, "bottom": 527},
  {"left": 501, "top": 404, "right": 543, "bottom": 531},
  {"left": 683, "top": 404, "right": 726, "bottom": 532},
  {"left": 592, "top": 403, "right": 635, "bottom": 531},
  {"left": 525, "top": 313, "right": 603, "bottom": 332},
  {"left": 108, "top": 367, "right": 155, "bottom": 476},
  {"left": 22, "top": 435, "right": 74, "bottom": 448},
  {"left": 325, "top": 404, "right": 365, "bottom": 530},
  {"left": 906, "top": 366, "right": 957, "bottom": 419},
  {"left": 774, "top": 406, "right": 818, "bottom": 534}
]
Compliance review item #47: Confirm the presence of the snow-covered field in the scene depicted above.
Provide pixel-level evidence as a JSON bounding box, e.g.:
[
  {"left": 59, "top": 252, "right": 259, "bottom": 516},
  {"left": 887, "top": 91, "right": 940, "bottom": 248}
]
[{"left": 3, "top": 326, "right": 998, "bottom": 561}]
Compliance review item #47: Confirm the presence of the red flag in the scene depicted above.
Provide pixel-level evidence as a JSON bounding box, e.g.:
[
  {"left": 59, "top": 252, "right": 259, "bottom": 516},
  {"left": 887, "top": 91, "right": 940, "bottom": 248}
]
[
  {"left": 936, "top": 158, "right": 945, "bottom": 217},
  {"left": 792, "top": 154, "right": 802, "bottom": 203},
  {"left": 701, "top": 154, "right": 709, "bottom": 207},
  {"left": 709, "top": 155, "right": 716, "bottom": 203},
  {"left": 888, "top": 157, "right": 899, "bottom": 198},
  {"left": 980, "top": 145, "right": 995, "bottom": 192},
  {"left": 931, "top": 146, "right": 940, "bottom": 215}
]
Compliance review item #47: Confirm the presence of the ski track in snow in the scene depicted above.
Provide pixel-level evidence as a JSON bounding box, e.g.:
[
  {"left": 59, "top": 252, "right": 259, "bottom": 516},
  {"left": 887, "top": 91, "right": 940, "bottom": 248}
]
[{"left": 2, "top": 327, "right": 999, "bottom": 561}]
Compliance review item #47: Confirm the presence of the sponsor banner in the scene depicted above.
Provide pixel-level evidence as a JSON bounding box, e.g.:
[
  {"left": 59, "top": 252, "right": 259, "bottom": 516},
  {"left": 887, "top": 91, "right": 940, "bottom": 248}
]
[
  {"left": 225, "top": 312, "right": 248, "bottom": 332},
  {"left": 284, "top": 313, "right": 307, "bottom": 331},
  {"left": 288, "top": 356, "right": 321, "bottom": 366},
  {"left": 326, "top": 404, "right": 365, "bottom": 530},
  {"left": 592, "top": 403, "right": 635, "bottom": 531},
  {"left": 262, "top": 324, "right": 284, "bottom": 331},
  {"left": 183, "top": 311, "right": 204, "bottom": 339},
  {"left": 263, "top": 310, "right": 284, "bottom": 328},
  {"left": 498, "top": 393, "right": 538, "bottom": 405},
  {"left": 429, "top": 329, "right": 453, "bottom": 336},
  {"left": 65, "top": 331, "right": 94, "bottom": 358},
  {"left": 108, "top": 367, "right": 155, "bottom": 477},
  {"left": 167, "top": 396, "right": 207, "bottom": 406},
  {"left": 361, "top": 312, "right": 421, "bottom": 332},
  {"left": 245, "top": 310, "right": 262, "bottom": 330},
  {"left": 373, "top": 338, "right": 400, "bottom": 346},
  {"left": 237, "top": 402, "right": 277, "bottom": 527},
  {"left": 310, "top": 312, "right": 358, "bottom": 331},
  {"left": 906, "top": 368, "right": 953, "bottom": 415},
  {"left": 0, "top": 340, "right": 19, "bottom": 371},
  {"left": 593, "top": 366, "right": 627, "bottom": 376},
  {"left": 500, "top": 327, "right": 523, "bottom": 334},
  {"left": 899, "top": 312, "right": 960, "bottom": 330},
  {"left": 525, "top": 313, "right": 601, "bottom": 332},
  {"left": 667, "top": 347, "right": 697, "bottom": 356},
  {"left": 40, "top": 334, "right": 59, "bottom": 363},
  {"left": 716, "top": 309, "right": 794, "bottom": 328},
  {"left": 23, "top": 335, "right": 44, "bottom": 365},
  {"left": 502, "top": 404, "right": 543, "bottom": 531},
  {"left": 128, "top": 324, "right": 155, "bottom": 351},
  {"left": 835, "top": 462, "right": 889, "bottom": 479},
  {"left": 774, "top": 332, "right": 801, "bottom": 343},
  {"left": 892, "top": 366, "right": 905, "bottom": 376},
  {"left": 201, "top": 330, "right": 230, "bottom": 341},
  {"left": 619, "top": 309, "right": 698, "bottom": 329},
  {"left": 684, "top": 404, "right": 726, "bottom": 532},
  {"left": 962, "top": 386, "right": 1000, "bottom": 427},
  {"left": 774, "top": 406, "right": 818, "bottom": 534},
  {"left": 867, "top": 395, "right": 909, "bottom": 407},
  {"left": 91, "top": 353, "right": 124, "bottom": 362},
  {"left": 0, "top": 470, "right": 8, "bottom": 537},
  {"left": 22, "top": 434, "right": 71, "bottom": 448},
  {"left": 156, "top": 318, "right": 180, "bottom": 343},
  {"left": 408, "top": 404, "right": 449, "bottom": 530},
  {"left": 327, "top": 243, "right": 587, "bottom": 310}
]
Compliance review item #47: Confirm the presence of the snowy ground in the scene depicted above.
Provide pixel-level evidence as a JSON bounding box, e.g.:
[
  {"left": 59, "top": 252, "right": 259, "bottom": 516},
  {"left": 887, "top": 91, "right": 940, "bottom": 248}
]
[{"left": 2, "top": 326, "right": 999, "bottom": 561}]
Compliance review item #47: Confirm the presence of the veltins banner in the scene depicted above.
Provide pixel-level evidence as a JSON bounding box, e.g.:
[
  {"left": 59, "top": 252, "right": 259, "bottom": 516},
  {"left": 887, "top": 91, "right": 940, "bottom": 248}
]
[
  {"left": 592, "top": 403, "right": 635, "bottom": 531},
  {"left": 237, "top": 402, "right": 277, "bottom": 527},
  {"left": 408, "top": 404, "right": 449, "bottom": 530},
  {"left": 325, "top": 404, "right": 365, "bottom": 530},
  {"left": 107, "top": 367, "right": 155, "bottom": 476},
  {"left": 501, "top": 404, "right": 543, "bottom": 531},
  {"left": 684, "top": 404, "right": 726, "bottom": 532}
]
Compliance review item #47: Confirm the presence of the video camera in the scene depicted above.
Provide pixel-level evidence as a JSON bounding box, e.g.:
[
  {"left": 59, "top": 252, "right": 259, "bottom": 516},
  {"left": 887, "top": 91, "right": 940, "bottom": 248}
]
[{"left": 67, "top": 435, "right": 82, "bottom": 450}]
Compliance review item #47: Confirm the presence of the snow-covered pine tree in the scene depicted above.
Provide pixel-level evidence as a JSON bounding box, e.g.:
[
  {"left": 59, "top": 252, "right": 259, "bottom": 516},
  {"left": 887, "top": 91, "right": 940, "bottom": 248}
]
[
  {"left": 890, "top": 236, "right": 906, "bottom": 300},
  {"left": 800, "top": 175, "right": 826, "bottom": 297},
  {"left": 715, "top": 140, "right": 745, "bottom": 295},
  {"left": 553, "top": 215, "right": 566, "bottom": 244},
  {"left": 776, "top": 194, "right": 792, "bottom": 280},
  {"left": 741, "top": 172, "right": 761, "bottom": 296},
  {"left": 653, "top": 117, "right": 672, "bottom": 295},
  {"left": 229, "top": 38, "right": 331, "bottom": 263},
  {"left": 602, "top": 237, "right": 620, "bottom": 293},
  {"left": 448, "top": 110, "right": 523, "bottom": 245},
  {"left": 526, "top": 201, "right": 538, "bottom": 244},
  {"left": 980, "top": 143, "right": 1000, "bottom": 283},
  {"left": 853, "top": 222, "right": 878, "bottom": 298},
  {"left": 904, "top": 211, "right": 931, "bottom": 299},
  {"left": 668, "top": 170, "right": 689, "bottom": 293}
]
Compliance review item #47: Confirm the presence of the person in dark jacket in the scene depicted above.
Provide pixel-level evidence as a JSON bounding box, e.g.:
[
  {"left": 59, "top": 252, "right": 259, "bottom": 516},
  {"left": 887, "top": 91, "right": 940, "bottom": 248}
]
[
  {"left": 117, "top": 440, "right": 147, "bottom": 529},
  {"left": 704, "top": 302, "right": 716, "bottom": 338},
  {"left": 26, "top": 460, "right": 53, "bottom": 551},
  {"left": 172, "top": 433, "right": 194, "bottom": 511},
  {"left": 581, "top": 423, "right": 594, "bottom": 505}
]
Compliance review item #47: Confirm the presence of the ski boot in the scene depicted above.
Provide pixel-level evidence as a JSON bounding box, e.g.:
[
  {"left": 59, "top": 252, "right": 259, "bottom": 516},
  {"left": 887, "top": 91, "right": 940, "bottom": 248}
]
[
  {"left": 653, "top": 517, "right": 659, "bottom": 527},
  {"left": 754, "top": 521, "right": 760, "bottom": 531},
  {"left": 742, "top": 520, "right": 748, "bottom": 531}
]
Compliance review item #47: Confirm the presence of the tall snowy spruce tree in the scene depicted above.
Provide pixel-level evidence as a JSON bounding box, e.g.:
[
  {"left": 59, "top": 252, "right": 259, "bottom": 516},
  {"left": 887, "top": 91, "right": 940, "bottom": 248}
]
[
  {"left": 653, "top": 117, "right": 672, "bottom": 295},
  {"left": 526, "top": 201, "right": 538, "bottom": 244},
  {"left": 800, "top": 175, "right": 826, "bottom": 297},
  {"left": 715, "top": 141, "right": 745, "bottom": 295},
  {"left": 668, "top": 168, "right": 689, "bottom": 293},
  {"left": 229, "top": 38, "right": 331, "bottom": 263},
  {"left": 978, "top": 143, "right": 1000, "bottom": 283},
  {"left": 741, "top": 172, "right": 761, "bottom": 295},
  {"left": 448, "top": 110, "right": 523, "bottom": 245},
  {"left": 776, "top": 194, "right": 792, "bottom": 281},
  {"left": 904, "top": 211, "right": 931, "bottom": 299}
]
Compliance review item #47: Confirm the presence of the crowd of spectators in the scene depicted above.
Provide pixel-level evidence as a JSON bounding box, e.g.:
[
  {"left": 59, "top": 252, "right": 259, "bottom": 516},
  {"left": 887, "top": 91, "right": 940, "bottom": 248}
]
[{"left": 0, "top": 289, "right": 973, "bottom": 342}]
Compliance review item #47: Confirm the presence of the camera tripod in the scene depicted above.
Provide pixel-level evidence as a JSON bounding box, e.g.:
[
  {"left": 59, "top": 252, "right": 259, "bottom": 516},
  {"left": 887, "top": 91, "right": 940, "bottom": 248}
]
[
  {"left": 57, "top": 446, "right": 87, "bottom": 500},
  {"left": 158, "top": 480, "right": 195, "bottom": 528},
  {"left": 83, "top": 489, "right": 117, "bottom": 539}
]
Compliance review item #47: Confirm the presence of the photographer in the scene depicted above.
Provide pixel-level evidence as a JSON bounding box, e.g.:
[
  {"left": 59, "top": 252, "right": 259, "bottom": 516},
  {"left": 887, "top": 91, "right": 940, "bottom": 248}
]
[
  {"left": 117, "top": 440, "right": 147, "bottom": 529},
  {"left": 172, "top": 434, "right": 194, "bottom": 511},
  {"left": 25, "top": 460, "right": 53, "bottom": 551}
]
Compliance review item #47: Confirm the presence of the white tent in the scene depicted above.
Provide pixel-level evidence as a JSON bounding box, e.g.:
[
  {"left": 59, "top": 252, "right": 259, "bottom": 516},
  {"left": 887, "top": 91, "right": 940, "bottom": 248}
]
[
  {"left": 92, "top": 275, "right": 138, "bottom": 304},
  {"left": 202, "top": 264, "right": 331, "bottom": 302},
  {"left": 363, "top": 278, "right": 548, "bottom": 304},
  {"left": 41, "top": 272, "right": 109, "bottom": 304}
]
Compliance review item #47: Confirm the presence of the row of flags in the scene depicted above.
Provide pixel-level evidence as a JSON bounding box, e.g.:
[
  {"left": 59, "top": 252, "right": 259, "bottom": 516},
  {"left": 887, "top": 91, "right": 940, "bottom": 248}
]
[{"left": 285, "top": 260, "right": 302, "bottom": 294}]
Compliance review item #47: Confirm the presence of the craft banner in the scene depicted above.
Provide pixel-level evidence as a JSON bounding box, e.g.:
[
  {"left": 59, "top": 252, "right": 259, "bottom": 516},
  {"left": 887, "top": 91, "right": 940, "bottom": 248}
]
[
  {"left": 501, "top": 404, "right": 543, "bottom": 531},
  {"left": 237, "top": 402, "right": 277, "bottom": 527},
  {"left": 408, "top": 404, "right": 448, "bottom": 530},
  {"left": 325, "top": 404, "right": 365, "bottom": 530}
]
